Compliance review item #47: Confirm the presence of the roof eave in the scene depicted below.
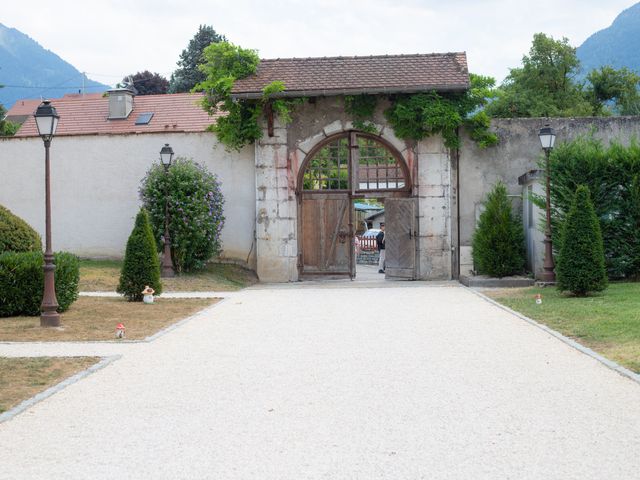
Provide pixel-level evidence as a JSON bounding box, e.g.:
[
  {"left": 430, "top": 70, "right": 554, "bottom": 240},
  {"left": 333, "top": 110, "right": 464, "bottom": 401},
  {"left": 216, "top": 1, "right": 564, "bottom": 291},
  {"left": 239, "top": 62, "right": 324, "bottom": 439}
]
[{"left": 230, "top": 84, "right": 470, "bottom": 100}]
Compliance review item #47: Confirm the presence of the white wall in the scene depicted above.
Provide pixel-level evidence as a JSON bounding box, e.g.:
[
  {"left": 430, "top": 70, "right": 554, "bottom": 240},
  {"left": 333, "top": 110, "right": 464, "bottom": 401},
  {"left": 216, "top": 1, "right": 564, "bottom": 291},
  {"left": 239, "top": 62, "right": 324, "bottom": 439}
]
[{"left": 0, "top": 132, "right": 256, "bottom": 266}]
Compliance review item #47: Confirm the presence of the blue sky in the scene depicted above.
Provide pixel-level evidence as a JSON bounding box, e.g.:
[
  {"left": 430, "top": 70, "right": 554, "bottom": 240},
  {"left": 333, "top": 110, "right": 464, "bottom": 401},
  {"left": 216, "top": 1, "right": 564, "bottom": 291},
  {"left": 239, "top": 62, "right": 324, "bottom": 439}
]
[{"left": 3, "top": 0, "right": 638, "bottom": 87}]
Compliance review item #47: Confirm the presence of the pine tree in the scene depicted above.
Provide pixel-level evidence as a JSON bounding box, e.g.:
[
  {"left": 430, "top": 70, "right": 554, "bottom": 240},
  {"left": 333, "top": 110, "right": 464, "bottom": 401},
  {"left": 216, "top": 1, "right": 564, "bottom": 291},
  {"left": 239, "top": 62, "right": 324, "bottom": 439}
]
[
  {"left": 472, "top": 181, "right": 525, "bottom": 277},
  {"left": 556, "top": 185, "right": 607, "bottom": 296},
  {"left": 117, "top": 209, "right": 162, "bottom": 301},
  {"left": 169, "top": 25, "right": 226, "bottom": 93}
]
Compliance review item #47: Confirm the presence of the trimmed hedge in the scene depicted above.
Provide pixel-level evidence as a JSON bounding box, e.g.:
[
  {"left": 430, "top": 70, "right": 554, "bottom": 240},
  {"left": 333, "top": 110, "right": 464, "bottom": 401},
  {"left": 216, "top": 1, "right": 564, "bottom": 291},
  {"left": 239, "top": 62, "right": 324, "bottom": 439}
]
[
  {"left": 0, "top": 205, "right": 42, "bottom": 254},
  {"left": 556, "top": 185, "right": 607, "bottom": 296},
  {"left": 0, "top": 251, "right": 80, "bottom": 317},
  {"left": 547, "top": 136, "right": 640, "bottom": 279},
  {"left": 117, "top": 209, "right": 162, "bottom": 301}
]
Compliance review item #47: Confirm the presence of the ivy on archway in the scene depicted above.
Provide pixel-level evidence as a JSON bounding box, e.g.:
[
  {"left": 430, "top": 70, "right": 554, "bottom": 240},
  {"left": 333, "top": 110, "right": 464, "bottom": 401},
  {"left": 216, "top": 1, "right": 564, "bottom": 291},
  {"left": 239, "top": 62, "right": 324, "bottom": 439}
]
[{"left": 195, "top": 41, "right": 498, "bottom": 151}]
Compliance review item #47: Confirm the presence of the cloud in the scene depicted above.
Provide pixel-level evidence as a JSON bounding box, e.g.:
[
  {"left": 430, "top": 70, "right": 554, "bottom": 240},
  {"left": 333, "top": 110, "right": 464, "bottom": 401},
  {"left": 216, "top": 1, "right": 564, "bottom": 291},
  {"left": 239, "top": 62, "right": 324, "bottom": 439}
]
[{"left": 2, "top": 0, "right": 638, "bottom": 87}]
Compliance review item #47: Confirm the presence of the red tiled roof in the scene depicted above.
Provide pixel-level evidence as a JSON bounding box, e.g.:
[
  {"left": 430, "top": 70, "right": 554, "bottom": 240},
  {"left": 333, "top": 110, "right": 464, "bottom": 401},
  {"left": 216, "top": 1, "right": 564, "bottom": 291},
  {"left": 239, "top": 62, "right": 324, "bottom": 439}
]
[
  {"left": 231, "top": 53, "right": 469, "bottom": 99},
  {"left": 5, "top": 99, "right": 42, "bottom": 117},
  {"left": 14, "top": 93, "right": 219, "bottom": 138}
]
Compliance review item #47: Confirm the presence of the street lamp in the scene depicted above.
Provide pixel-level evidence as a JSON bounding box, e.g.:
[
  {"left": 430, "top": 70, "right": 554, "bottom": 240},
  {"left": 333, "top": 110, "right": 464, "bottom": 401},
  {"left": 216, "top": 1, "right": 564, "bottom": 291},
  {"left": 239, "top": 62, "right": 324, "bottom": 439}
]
[
  {"left": 34, "top": 100, "right": 61, "bottom": 327},
  {"left": 538, "top": 124, "right": 557, "bottom": 283},
  {"left": 159, "top": 143, "right": 175, "bottom": 278}
]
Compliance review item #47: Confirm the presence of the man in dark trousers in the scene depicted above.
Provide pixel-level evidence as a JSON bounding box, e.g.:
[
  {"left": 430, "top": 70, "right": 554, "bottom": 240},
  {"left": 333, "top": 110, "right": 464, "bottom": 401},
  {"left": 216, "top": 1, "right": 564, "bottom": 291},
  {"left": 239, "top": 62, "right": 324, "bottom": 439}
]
[{"left": 376, "top": 223, "right": 385, "bottom": 273}]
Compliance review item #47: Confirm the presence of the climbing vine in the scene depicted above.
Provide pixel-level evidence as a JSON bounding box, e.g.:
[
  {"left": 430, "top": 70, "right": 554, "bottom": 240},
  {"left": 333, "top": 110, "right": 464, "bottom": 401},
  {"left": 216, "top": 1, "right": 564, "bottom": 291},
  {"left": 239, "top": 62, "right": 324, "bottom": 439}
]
[
  {"left": 196, "top": 42, "right": 497, "bottom": 150},
  {"left": 195, "top": 42, "right": 303, "bottom": 151},
  {"left": 344, "top": 95, "right": 378, "bottom": 134}
]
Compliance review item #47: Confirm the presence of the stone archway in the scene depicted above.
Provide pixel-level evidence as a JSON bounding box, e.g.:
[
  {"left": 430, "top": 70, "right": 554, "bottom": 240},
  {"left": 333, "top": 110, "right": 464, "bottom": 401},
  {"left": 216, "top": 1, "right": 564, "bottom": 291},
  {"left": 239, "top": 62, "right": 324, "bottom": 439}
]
[{"left": 296, "top": 131, "right": 416, "bottom": 279}]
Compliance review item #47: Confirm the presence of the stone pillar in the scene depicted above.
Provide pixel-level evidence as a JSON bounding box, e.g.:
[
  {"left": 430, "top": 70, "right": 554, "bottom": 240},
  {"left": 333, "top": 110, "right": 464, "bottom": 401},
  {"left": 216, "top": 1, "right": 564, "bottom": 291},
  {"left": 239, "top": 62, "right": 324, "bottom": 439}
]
[
  {"left": 415, "top": 135, "right": 452, "bottom": 280},
  {"left": 254, "top": 119, "right": 298, "bottom": 282}
]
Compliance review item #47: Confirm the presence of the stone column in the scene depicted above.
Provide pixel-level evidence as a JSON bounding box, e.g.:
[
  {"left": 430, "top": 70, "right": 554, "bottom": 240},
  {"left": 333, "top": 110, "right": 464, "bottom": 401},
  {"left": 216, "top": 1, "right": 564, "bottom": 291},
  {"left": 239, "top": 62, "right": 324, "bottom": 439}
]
[
  {"left": 254, "top": 118, "right": 298, "bottom": 282},
  {"left": 415, "top": 135, "right": 452, "bottom": 280}
]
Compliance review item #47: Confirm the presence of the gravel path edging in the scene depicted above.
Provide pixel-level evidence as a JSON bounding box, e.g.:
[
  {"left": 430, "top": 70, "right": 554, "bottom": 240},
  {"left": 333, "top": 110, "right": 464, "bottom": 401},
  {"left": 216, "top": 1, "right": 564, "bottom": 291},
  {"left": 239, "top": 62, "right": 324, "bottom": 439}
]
[
  {"left": 465, "top": 286, "right": 640, "bottom": 386},
  {"left": 0, "top": 355, "right": 122, "bottom": 424}
]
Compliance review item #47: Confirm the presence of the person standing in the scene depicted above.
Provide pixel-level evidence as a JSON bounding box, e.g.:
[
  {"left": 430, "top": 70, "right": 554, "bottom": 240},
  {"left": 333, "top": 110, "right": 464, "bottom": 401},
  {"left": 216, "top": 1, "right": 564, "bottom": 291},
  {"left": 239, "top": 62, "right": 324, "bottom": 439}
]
[{"left": 376, "top": 223, "right": 385, "bottom": 273}]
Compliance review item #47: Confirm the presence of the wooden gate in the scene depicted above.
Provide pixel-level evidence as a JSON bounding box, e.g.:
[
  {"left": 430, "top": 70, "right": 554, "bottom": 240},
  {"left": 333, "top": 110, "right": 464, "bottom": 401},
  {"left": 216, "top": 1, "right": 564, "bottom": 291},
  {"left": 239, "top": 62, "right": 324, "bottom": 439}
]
[
  {"left": 384, "top": 197, "right": 417, "bottom": 279},
  {"left": 299, "top": 192, "right": 353, "bottom": 277}
]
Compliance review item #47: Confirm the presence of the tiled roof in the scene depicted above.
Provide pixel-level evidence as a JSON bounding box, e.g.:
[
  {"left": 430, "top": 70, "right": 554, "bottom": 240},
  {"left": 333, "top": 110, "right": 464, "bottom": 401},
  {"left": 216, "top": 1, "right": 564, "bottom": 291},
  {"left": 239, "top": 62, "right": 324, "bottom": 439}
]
[
  {"left": 231, "top": 53, "right": 469, "bottom": 99},
  {"left": 5, "top": 99, "right": 42, "bottom": 118},
  {"left": 14, "top": 93, "right": 219, "bottom": 138}
]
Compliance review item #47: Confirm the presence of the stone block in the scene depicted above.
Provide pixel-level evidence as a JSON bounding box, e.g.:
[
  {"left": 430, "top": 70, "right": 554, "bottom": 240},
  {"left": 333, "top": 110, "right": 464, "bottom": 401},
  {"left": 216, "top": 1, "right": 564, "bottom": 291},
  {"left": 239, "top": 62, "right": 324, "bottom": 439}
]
[
  {"left": 419, "top": 184, "right": 445, "bottom": 198},
  {"left": 297, "top": 130, "right": 327, "bottom": 154},
  {"left": 380, "top": 129, "right": 408, "bottom": 156},
  {"left": 416, "top": 135, "right": 446, "bottom": 155},
  {"left": 258, "top": 128, "right": 288, "bottom": 146},
  {"left": 255, "top": 144, "right": 286, "bottom": 169},
  {"left": 419, "top": 212, "right": 448, "bottom": 238},
  {"left": 417, "top": 249, "right": 451, "bottom": 280},
  {"left": 323, "top": 120, "right": 344, "bottom": 137}
]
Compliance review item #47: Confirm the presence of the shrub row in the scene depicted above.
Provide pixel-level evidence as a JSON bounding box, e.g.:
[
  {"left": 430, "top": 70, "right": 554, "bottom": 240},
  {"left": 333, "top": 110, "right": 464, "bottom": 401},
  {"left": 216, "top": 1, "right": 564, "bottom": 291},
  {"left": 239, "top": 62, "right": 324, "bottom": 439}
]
[
  {"left": 547, "top": 136, "right": 640, "bottom": 279},
  {"left": 0, "top": 251, "right": 80, "bottom": 317}
]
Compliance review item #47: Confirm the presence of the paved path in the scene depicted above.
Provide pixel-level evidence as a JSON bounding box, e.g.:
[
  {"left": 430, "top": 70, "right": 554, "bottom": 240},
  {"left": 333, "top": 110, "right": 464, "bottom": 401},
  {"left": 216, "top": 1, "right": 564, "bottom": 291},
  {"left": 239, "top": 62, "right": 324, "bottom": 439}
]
[{"left": 1, "top": 283, "right": 639, "bottom": 479}]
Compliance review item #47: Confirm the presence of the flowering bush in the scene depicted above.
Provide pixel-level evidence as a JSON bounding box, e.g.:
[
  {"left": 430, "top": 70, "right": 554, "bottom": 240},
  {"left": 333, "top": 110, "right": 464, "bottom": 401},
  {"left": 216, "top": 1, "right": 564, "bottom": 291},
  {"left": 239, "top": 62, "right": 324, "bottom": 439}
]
[{"left": 140, "top": 158, "right": 225, "bottom": 273}]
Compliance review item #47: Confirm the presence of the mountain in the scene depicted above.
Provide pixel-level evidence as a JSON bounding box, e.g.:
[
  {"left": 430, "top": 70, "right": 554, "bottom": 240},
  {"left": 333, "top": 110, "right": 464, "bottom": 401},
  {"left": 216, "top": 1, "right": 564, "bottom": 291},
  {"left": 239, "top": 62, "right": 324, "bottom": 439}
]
[
  {"left": 0, "top": 23, "right": 110, "bottom": 110},
  {"left": 577, "top": 2, "right": 640, "bottom": 76}
]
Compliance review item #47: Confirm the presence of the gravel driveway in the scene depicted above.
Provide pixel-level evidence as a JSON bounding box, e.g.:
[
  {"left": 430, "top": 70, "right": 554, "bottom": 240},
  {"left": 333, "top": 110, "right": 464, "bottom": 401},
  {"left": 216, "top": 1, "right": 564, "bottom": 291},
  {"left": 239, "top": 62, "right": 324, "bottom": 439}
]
[{"left": 0, "top": 283, "right": 639, "bottom": 479}]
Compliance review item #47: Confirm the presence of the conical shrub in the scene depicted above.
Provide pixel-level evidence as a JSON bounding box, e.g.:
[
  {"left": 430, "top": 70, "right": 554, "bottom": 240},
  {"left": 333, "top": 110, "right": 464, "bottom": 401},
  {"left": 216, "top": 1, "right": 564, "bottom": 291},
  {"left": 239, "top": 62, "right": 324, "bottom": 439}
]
[
  {"left": 472, "top": 181, "right": 525, "bottom": 277},
  {"left": 556, "top": 185, "right": 607, "bottom": 296},
  {"left": 117, "top": 209, "right": 162, "bottom": 301}
]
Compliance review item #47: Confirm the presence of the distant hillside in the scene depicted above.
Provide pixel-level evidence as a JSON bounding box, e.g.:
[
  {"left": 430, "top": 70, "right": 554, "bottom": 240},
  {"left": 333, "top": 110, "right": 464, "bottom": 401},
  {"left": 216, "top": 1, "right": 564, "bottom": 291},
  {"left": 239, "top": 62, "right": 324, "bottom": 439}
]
[
  {"left": 0, "top": 23, "right": 109, "bottom": 110},
  {"left": 577, "top": 2, "right": 640, "bottom": 76}
]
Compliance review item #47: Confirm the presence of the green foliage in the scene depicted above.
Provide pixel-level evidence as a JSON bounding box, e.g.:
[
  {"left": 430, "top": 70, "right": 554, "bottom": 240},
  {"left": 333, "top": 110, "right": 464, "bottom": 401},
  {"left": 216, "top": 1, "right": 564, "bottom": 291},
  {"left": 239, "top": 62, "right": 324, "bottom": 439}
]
[
  {"left": 544, "top": 135, "right": 640, "bottom": 279},
  {"left": 487, "top": 33, "right": 593, "bottom": 117},
  {"left": 0, "top": 102, "right": 19, "bottom": 136},
  {"left": 169, "top": 25, "right": 226, "bottom": 93},
  {"left": 0, "top": 205, "right": 41, "bottom": 254},
  {"left": 0, "top": 251, "right": 79, "bottom": 317},
  {"left": 117, "top": 209, "right": 162, "bottom": 302},
  {"left": 472, "top": 182, "right": 525, "bottom": 277},
  {"left": 263, "top": 81, "right": 305, "bottom": 126},
  {"left": 139, "top": 159, "right": 225, "bottom": 273},
  {"left": 344, "top": 95, "right": 378, "bottom": 133},
  {"left": 195, "top": 41, "right": 263, "bottom": 150},
  {"left": 586, "top": 66, "right": 640, "bottom": 115},
  {"left": 385, "top": 74, "right": 497, "bottom": 149},
  {"left": 121, "top": 71, "right": 169, "bottom": 95},
  {"left": 556, "top": 186, "right": 607, "bottom": 296}
]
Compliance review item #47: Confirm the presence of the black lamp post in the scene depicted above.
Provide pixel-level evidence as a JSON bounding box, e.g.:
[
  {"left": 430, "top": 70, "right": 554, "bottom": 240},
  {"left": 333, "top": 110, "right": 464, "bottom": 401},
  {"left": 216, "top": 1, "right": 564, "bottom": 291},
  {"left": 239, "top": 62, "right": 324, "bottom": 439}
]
[
  {"left": 159, "top": 144, "right": 175, "bottom": 278},
  {"left": 34, "top": 100, "right": 61, "bottom": 327},
  {"left": 538, "top": 124, "right": 557, "bottom": 283}
]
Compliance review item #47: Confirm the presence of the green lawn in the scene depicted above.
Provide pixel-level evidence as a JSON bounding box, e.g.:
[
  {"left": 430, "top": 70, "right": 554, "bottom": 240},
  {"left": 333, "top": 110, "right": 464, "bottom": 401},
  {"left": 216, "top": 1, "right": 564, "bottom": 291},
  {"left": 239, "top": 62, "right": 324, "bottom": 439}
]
[
  {"left": 485, "top": 282, "right": 640, "bottom": 373},
  {"left": 79, "top": 259, "right": 257, "bottom": 292}
]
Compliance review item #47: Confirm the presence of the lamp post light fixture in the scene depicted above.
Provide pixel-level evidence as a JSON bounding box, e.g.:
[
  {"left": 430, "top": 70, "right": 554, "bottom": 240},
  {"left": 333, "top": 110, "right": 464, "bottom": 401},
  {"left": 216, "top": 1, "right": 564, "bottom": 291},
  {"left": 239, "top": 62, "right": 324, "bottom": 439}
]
[
  {"left": 34, "top": 100, "right": 61, "bottom": 327},
  {"left": 159, "top": 143, "right": 175, "bottom": 278},
  {"left": 538, "top": 124, "right": 557, "bottom": 283}
]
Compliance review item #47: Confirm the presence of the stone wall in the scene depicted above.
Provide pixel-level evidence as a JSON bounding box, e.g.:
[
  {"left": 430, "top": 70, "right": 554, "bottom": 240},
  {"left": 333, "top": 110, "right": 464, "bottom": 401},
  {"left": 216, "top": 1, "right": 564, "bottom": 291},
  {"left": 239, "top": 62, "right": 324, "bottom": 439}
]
[
  {"left": 0, "top": 132, "right": 257, "bottom": 268},
  {"left": 458, "top": 116, "right": 640, "bottom": 277}
]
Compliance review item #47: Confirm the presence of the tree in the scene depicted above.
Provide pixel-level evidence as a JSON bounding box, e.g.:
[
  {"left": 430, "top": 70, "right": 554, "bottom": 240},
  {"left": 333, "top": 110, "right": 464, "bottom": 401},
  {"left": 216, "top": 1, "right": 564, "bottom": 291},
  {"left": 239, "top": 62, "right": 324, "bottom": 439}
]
[
  {"left": 117, "top": 209, "right": 162, "bottom": 301},
  {"left": 169, "top": 25, "right": 226, "bottom": 93},
  {"left": 121, "top": 71, "right": 169, "bottom": 95},
  {"left": 0, "top": 88, "right": 19, "bottom": 136},
  {"left": 586, "top": 66, "right": 640, "bottom": 115},
  {"left": 472, "top": 181, "right": 525, "bottom": 277},
  {"left": 556, "top": 185, "right": 607, "bottom": 296},
  {"left": 486, "top": 33, "right": 592, "bottom": 117}
]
